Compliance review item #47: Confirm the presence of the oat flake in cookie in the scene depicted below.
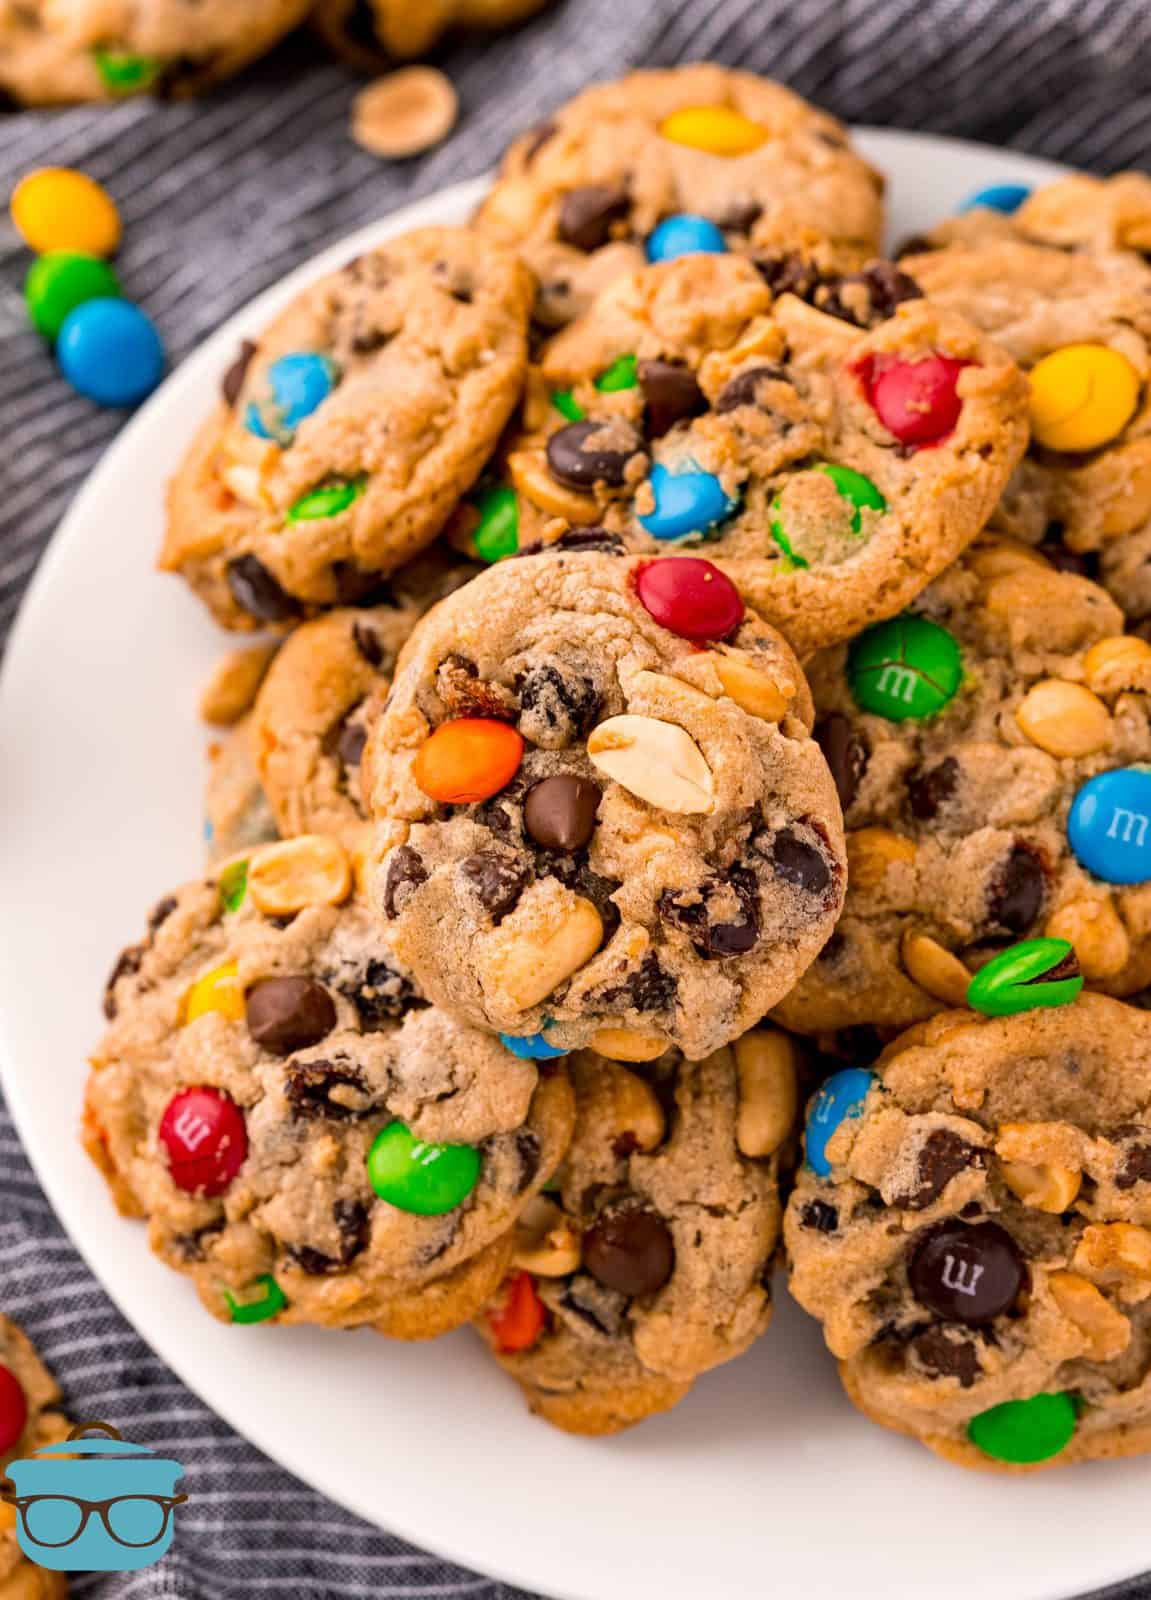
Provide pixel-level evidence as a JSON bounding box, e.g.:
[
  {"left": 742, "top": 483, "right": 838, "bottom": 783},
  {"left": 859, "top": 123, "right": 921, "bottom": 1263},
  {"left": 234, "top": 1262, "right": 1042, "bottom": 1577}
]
[
  {"left": 85, "top": 842, "right": 575, "bottom": 1337},
  {"left": 477, "top": 1029, "right": 794, "bottom": 1434},
  {"left": 775, "top": 538, "right": 1151, "bottom": 1035},
  {"left": 786, "top": 995, "right": 1151, "bottom": 1471},
  {"left": 162, "top": 228, "right": 533, "bottom": 631},
  {"left": 0, "top": 1318, "right": 70, "bottom": 1600},
  {"left": 490, "top": 252, "right": 1027, "bottom": 656},
  {"left": 364, "top": 548, "right": 846, "bottom": 1061},
  {"left": 475, "top": 63, "right": 884, "bottom": 329}
]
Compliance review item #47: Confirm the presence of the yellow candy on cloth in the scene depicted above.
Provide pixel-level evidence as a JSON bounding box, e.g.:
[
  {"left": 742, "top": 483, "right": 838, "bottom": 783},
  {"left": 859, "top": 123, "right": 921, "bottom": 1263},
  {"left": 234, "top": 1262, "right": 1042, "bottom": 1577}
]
[{"left": 10, "top": 167, "right": 121, "bottom": 256}]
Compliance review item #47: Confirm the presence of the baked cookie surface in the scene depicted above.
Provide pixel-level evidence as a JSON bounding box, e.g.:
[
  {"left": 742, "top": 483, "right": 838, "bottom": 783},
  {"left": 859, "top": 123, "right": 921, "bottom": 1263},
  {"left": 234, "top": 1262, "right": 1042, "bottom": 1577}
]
[
  {"left": 786, "top": 995, "right": 1151, "bottom": 1471},
  {"left": 312, "top": 0, "right": 550, "bottom": 68},
  {"left": 475, "top": 63, "right": 884, "bottom": 328},
  {"left": 85, "top": 848, "right": 574, "bottom": 1336},
  {"left": 365, "top": 546, "right": 846, "bottom": 1060},
  {"left": 774, "top": 539, "right": 1151, "bottom": 1034},
  {"left": 477, "top": 1029, "right": 793, "bottom": 1433},
  {"left": 0, "top": 1317, "right": 69, "bottom": 1600},
  {"left": 162, "top": 229, "right": 532, "bottom": 630}
]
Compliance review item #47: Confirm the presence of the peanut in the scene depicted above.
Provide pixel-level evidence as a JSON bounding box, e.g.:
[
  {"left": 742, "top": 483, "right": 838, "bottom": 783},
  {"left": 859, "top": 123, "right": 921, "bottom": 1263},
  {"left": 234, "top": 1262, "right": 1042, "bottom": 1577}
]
[
  {"left": 604, "top": 1063, "right": 667, "bottom": 1153},
  {"left": 712, "top": 650, "right": 795, "bottom": 721},
  {"left": 508, "top": 448, "right": 603, "bottom": 523},
  {"left": 967, "top": 539, "right": 1050, "bottom": 580},
  {"left": 1072, "top": 1222, "right": 1151, "bottom": 1302},
  {"left": 512, "top": 1197, "right": 582, "bottom": 1277},
  {"left": 1045, "top": 896, "right": 1131, "bottom": 980},
  {"left": 587, "top": 714, "right": 715, "bottom": 814},
  {"left": 846, "top": 827, "right": 916, "bottom": 892},
  {"left": 351, "top": 67, "right": 458, "bottom": 159},
  {"left": 996, "top": 1120, "right": 1083, "bottom": 1212},
  {"left": 248, "top": 834, "right": 352, "bottom": 915},
  {"left": 483, "top": 893, "right": 604, "bottom": 1011},
  {"left": 590, "top": 1026, "right": 670, "bottom": 1062},
  {"left": 1083, "top": 633, "right": 1151, "bottom": 699},
  {"left": 734, "top": 1028, "right": 798, "bottom": 1158},
  {"left": 222, "top": 433, "right": 279, "bottom": 509},
  {"left": 1015, "top": 679, "right": 1112, "bottom": 757},
  {"left": 899, "top": 929, "right": 971, "bottom": 1006},
  {"left": 1048, "top": 1270, "right": 1131, "bottom": 1360},
  {"left": 199, "top": 644, "right": 277, "bottom": 726}
]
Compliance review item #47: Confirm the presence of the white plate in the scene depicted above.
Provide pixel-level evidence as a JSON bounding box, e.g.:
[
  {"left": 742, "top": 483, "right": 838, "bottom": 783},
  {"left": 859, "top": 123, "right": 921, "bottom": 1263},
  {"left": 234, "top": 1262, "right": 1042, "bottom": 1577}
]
[{"left": 3, "top": 129, "right": 1147, "bottom": 1600}]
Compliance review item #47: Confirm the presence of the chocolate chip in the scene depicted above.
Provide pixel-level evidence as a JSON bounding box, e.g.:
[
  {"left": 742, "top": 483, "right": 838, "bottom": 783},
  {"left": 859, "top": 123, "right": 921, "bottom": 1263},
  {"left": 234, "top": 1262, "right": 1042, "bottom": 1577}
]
[
  {"left": 103, "top": 944, "right": 145, "bottom": 1019},
  {"left": 226, "top": 555, "right": 303, "bottom": 624},
  {"left": 764, "top": 826, "right": 832, "bottom": 897},
  {"left": 328, "top": 958, "right": 422, "bottom": 1028},
  {"left": 285, "top": 1199, "right": 371, "bottom": 1274},
  {"left": 323, "top": 710, "right": 368, "bottom": 773},
  {"left": 596, "top": 952, "right": 678, "bottom": 1014},
  {"left": 987, "top": 842, "right": 1046, "bottom": 936},
  {"left": 716, "top": 199, "right": 762, "bottom": 233},
  {"left": 524, "top": 775, "right": 601, "bottom": 851},
  {"left": 148, "top": 896, "right": 178, "bottom": 932},
  {"left": 799, "top": 1199, "right": 839, "bottom": 1233},
  {"left": 583, "top": 1201, "right": 675, "bottom": 1298},
  {"left": 909, "top": 1324, "right": 983, "bottom": 1387},
  {"left": 894, "top": 1129, "right": 984, "bottom": 1210},
  {"left": 813, "top": 262, "right": 924, "bottom": 328},
  {"left": 246, "top": 977, "right": 337, "bottom": 1055},
  {"left": 516, "top": 661, "right": 602, "bottom": 748},
  {"left": 658, "top": 865, "right": 760, "bottom": 958},
  {"left": 545, "top": 419, "right": 641, "bottom": 490},
  {"left": 638, "top": 360, "right": 706, "bottom": 438},
  {"left": 906, "top": 755, "right": 959, "bottom": 821},
  {"left": 283, "top": 1058, "right": 375, "bottom": 1120},
  {"left": 715, "top": 364, "right": 790, "bottom": 414},
  {"left": 514, "top": 528, "right": 627, "bottom": 559},
  {"left": 221, "top": 339, "right": 256, "bottom": 407},
  {"left": 557, "top": 186, "right": 629, "bottom": 252},
  {"left": 1116, "top": 1136, "right": 1151, "bottom": 1190},
  {"left": 381, "top": 846, "right": 427, "bottom": 919},
  {"left": 908, "top": 1221, "right": 1026, "bottom": 1324},
  {"left": 352, "top": 622, "right": 388, "bottom": 670},
  {"left": 460, "top": 852, "right": 531, "bottom": 921},
  {"left": 814, "top": 713, "right": 868, "bottom": 812},
  {"left": 751, "top": 252, "right": 821, "bottom": 300}
]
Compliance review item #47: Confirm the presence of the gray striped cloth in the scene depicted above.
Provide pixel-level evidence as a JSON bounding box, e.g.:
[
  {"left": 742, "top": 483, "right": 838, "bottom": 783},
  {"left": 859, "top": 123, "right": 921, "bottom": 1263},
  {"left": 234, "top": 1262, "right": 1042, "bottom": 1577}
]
[{"left": 2, "top": 2, "right": 1151, "bottom": 1596}]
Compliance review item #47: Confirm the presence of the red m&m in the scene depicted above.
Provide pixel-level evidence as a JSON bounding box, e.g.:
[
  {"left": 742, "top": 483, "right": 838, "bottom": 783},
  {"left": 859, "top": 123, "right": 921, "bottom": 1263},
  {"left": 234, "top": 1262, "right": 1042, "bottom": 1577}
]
[
  {"left": 0, "top": 1362, "right": 28, "bottom": 1453},
  {"left": 860, "top": 353, "right": 968, "bottom": 447},
  {"left": 635, "top": 557, "right": 743, "bottom": 641},
  {"left": 159, "top": 1086, "right": 248, "bottom": 1196}
]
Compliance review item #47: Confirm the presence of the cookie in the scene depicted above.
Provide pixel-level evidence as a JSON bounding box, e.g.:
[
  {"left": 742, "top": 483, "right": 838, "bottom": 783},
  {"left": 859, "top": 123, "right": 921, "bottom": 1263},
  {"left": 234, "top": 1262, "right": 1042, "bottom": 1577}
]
[
  {"left": 364, "top": 546, "right": 847, "bottom": 1060},
  {"left": 477, "top": 251, "right": 1027, "bottom": 655},
  {"left": 0, "top": 1317, "right": 69, "bottom": 1600},
  {"left": 249, "top": 549, "right": 474, "bottom": 862},
  {"left": 312, "top": 0, "right": 551, "bottom": 69},
  {"left": 475, "top": 64, "right": 884, "bottom": 329},
  {"left": 773, "top": 538, "right": 1151, "bottom": 1035},
  {"left": 85, "top": 843, "right": 575, "bottom": 1336},
  {"left": 162, "top": 228, "right": 533, "bottom": 631},
  {"left": 204, "top": 718, "right": 279, "bottom": 865},
  {"left": 477, "top": 1028, "right": 793, "bottom": 1434},
  {"left": 0, "top": 0, "right": 310, "bottom": 104},
  {"left": 1000, "top": 172, "right": 1151, "bottom": 257},
  {"left": 785, "top": 994, "right": 1151, "bottom": 1471}
]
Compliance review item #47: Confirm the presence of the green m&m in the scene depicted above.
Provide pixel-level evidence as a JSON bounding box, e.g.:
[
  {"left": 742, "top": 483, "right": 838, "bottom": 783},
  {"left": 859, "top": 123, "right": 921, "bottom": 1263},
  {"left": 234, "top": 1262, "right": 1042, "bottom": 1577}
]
[
  {"left": 472, "top": 484, "right": 519, "bottom": 564},
  {"left": 552, "top": 352, "right": 639, "bottom": 421},
  {"left": 224, "top": 1274, "right": 286, "bottom": 1326},
  {"left": 967, "top": 1392, "right": 1077, "bottom": 1465},
  {"left": 967, "top": 938, "right": 1084, "bottom": 1017},
  {"left": 93, "top": 49, "right": 163, "bottom": 95},
  {"left": 848, "top": 615, "right": 963, "bottom": 721},
  {"left": 286, "top": 476, "right": 366, "bottom": 525},
  {"left": 769, "top": 462, "right": 886, "bottom": 569},
  {"left": 25, "top": 252, "right": 121, "bottom": 341},
  {"left": 366, "top": 1120, "right": 481, "bottom": 1216},
  {"left": 218, "top": 859, "right": 249, "bottom": 914}
]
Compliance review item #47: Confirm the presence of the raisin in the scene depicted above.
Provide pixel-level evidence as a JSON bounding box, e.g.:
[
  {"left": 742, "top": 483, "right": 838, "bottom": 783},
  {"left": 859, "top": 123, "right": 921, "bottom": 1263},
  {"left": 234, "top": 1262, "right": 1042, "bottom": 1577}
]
[
  {"left": 657, "top": 864, "right": 760, "bottom": 958},
  {"left": 986, "top": 842, "right": 1046, "bottom": 937},
  {"left": 283, "top": 1058, "right": 377, "bottom": 1121},
  {"left": 460, "top": 852, "right": 532, "bottom": 922},
  {"left": 381, "top": 846, "right": 427, "bottom": 918},
  {"left": 906, "top": 756, "right": 959, "bottom": 821}
]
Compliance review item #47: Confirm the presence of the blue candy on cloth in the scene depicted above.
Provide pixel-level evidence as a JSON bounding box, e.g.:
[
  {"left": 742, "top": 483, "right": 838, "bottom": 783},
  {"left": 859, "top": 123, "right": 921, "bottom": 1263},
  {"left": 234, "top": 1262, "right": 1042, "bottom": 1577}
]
[{"left": 56, "top": 298, "right": 164, "bottom": 407}]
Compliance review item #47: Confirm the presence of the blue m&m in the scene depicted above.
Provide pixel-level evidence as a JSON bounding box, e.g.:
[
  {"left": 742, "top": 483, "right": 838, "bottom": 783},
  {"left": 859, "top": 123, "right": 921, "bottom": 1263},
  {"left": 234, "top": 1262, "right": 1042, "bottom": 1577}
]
[
  {"left": 805, "top": 1068, "right": 875, "bottom": 1178},
  {"left": 56, "top": 297, "right": 164, "bottom": 406},
  {"left": 646, "top": 214, "right": 728, "bottom": 264},
  {"left": 1067, "top": 767, "right": 1151, "bottom": 885},
  {"left": 499, "top": 1031, "right": 568, "bottom": 1060},
  {"left": 959, "top": 183, "right": 1032, "bottom": 215},
  {"left": 638, "top": 461, "right": 738, "bottom": 541},
  {"left": 246, "top": 352, "right": 338, "bottom": 445}
]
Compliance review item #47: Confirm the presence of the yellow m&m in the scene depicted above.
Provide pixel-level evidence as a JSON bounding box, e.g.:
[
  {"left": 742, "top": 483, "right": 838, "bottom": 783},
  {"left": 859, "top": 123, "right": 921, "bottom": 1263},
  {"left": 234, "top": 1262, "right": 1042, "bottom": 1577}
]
[
  {"left": 1028, "top": 344, "right": 1140, "bottom": 453},
  {"left": 10, "top": 167, "right": 121, "bottom": 257},
  {"left": 183, "top": 960, "right": 245, "bottom": 1024},
  {"left": 658, "top": 105, "right": 767, "bottom": 157}
]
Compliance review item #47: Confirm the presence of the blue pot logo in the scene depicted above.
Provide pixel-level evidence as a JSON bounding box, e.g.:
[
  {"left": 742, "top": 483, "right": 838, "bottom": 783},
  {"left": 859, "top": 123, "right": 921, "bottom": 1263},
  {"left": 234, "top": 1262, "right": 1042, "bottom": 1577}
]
[{"left": 2, "top": 1421, "right": 186, "bottom": 1572}]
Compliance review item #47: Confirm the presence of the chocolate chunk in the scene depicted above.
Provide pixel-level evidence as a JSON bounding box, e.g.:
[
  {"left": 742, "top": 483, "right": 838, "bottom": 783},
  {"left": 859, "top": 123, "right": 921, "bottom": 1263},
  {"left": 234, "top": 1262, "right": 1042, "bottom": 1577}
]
[
  {"left": 322, "top": 709, "right": 368, "bottom": 774},
  {"left": 381, "top": 846, "right": 427, "bottom": 918},
  {"left": 906, "top": 755, "right": 959, "bottom": 821},
  {"left": 583, "top": 1201, "right": 675, "bottom": 1298},
  {"left": 328, "top": 958, "right": 422, "bottom": 1028},
  {"left": 715, "top": 364, "right": 790, "bottom": 414},
  {"left": 909, "top": 1324, "right": 983, "bottom": 1387},
  {"left": 524, "top": 775, "right": 601, "bottom": 851},
  {"left": 813, "top": 262, "right": 924, "bottom": 327},
  {"left": 460, "top": 852, "right": 531, "bottom": 921},
  {"left": 764, "top": 826, "right": 832, "bottom": 897},
  {"left": 547, "top": 859, "right": 622, "bottom": 939},
  {"left": 226, "top": 555, "right": 303, "bottom": 624},
  {"left": 1116, "top": 1136, "right": 1151, "bottom": 1190},
  {"left": 658, "top": 865, "right": 760, "bottom": 958},
  {"left": 895, "top": 1129, "right": 984, "bottom": 1209},
  {"left": 638, "top": 359, "right": 706, "bottom": 438},
  {"left": 545, "top": 419, "right": 641, "bottom": 489},
  {"left": 286, "top": 1199, "right": 371, "bottom": 1274},
  {"left": 908, "top": 1221, "right": 1026, "bottom": 1324},
  {"left": 245, "top": 977, "right": 337, "bottom": 1055},
  {"left": 516, "top": 661, "right": 601, "bottom": 747},
  {"left": 716, "top": 199, "right": 762, "bottom": 233},
  {"left": 799, "top": 1200, "right": 839, "bottom": 1233},
  {"left": 987, "top": 842, "right": 1046, "bottom": 936},
  {"left": 514, "top": 528, "right": 627, "bottom": 559},
  {"left": 221, "top": 339, "right": 257, "bottom": 407},
  {"left": 557, "top": 186, "right": 629, "bottom": 252},
  {"left": 284, "top": 1058, "right": 375, "bottom": 1121},
  {"left": 814, "top": 713, "right": 868, "bottom": 812},
  {"left": 751, "top": 252, "right": 821, "bottom": 300},
  {"left": 352, "top": 621, "right": 388, "bottom": 670},
  {"left": 597, "top": 952, "right": 678, "bottom": 1014},
  {"left": 103, "top": 945, "right": 144, "bottom": 1019}
]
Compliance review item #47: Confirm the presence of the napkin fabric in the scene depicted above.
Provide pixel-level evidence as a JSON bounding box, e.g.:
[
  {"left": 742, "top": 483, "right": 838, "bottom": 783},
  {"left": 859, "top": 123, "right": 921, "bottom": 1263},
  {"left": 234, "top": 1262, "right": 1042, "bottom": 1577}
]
[{"left": 2, "top": 2, "right": 1151, "bottom": 1596}]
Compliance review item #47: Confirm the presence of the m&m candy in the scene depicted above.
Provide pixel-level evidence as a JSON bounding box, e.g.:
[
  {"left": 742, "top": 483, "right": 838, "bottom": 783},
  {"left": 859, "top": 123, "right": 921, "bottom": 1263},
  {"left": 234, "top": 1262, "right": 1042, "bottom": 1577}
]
[
  {"left": 848, "top": 615, "right": 964, "bottom": 721},
  {"left": 159, "top": 1086, "right": 249, "bottom": 1196},
  {"left": 1028, "top": 344, "right": 1140, "bottom": 453},
  {"left": 769, "top": 462, "right": 886, "bottom": 567},
  {"left": 966, "top": 938, "right": 1083, "bottom": 1017},
  {"left": 499, "top": 1032, "right": 569, "bottom": 1060},
  {"left": 366, "top": 1120, "right": 482, "bottom": 1216},
  {"left": 183, "top": 959, "right": 245, "bottom": 1023},
  {"left": 861, "top": 352, "right": 968, "bottom": 447},
  {"left": 224, "top": 1275, "right": 287, "bottom": 1326},
  {"left": 638, "top": 461, "right": 737, "bottom": 541},
  {"left": 967, "top": 1392, "right": 1077, "bottom": 1465},
  {"left": 959, "top": 183, "right": 1032, "bottom": 215},
  {"left": 57, "top": 298, "right": 164, "bottom": 407},
  {"left": 659, "top": 105, "right": 767, "bottom": 156},
  {"left": 285, "top": 477, "right": 366, "bottom": 524},
  {"left": 472, "top": 484, "right": 519, "bottom": 563},
  {"left": 93, "top": 49, "right": 162, "bottom": 96},
  {"left": 24, "top": 252, "right": 121, "bottom": 341},
  {"left": 634, "top": 556, "right": 743, "bottom": 641},
  {"left": 646, "top": 214, "right": 728, "bottom": 264},
  {"left": 245, "top": 352, "right": 339, "bottom": 445},
  {"left": 1067, "top": 767, "right": 1151, "bottom": 885},
  {"left": 11, "top": 167, "right": 121, "bottom": 256},
  {"left": 413, "top": 717, "right": 524, "bottom": 804},
  {"left": 486, "top": 1271, "right": 546, "bottom": 1353},
  {"left": 0, "top": 1363, "right": 29, "bottom": 1454},
  {"left": 804, "top": 1068, "right": 875, "bottom": 1178}
]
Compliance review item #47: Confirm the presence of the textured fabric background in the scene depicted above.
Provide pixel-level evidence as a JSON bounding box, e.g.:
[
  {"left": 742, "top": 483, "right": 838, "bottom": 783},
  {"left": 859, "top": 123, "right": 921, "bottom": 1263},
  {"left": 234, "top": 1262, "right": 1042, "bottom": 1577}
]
[{"left": 2, "top": 2, "right": 1151, "bottom": 1596}]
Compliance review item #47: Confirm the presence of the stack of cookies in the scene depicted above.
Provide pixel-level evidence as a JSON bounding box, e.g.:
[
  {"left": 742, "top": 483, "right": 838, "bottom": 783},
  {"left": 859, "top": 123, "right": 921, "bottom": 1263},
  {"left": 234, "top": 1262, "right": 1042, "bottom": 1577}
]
[{"left": 80, "top": 64, "right": 1151, "bottom": 1472}]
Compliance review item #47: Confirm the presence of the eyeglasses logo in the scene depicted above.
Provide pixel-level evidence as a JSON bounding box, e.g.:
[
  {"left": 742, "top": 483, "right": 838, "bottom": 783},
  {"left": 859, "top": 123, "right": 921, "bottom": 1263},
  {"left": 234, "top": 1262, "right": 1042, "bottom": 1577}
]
[{"left": 1, "top": 1420, "right": 187, "bottom": 1572}]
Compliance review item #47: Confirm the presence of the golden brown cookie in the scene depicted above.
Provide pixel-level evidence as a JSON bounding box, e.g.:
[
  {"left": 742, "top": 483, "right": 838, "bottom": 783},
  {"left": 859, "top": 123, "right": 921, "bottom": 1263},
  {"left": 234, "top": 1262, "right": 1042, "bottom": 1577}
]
[{"left": 0, "top": 1317, "right": 69, "bottom": 1600}]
